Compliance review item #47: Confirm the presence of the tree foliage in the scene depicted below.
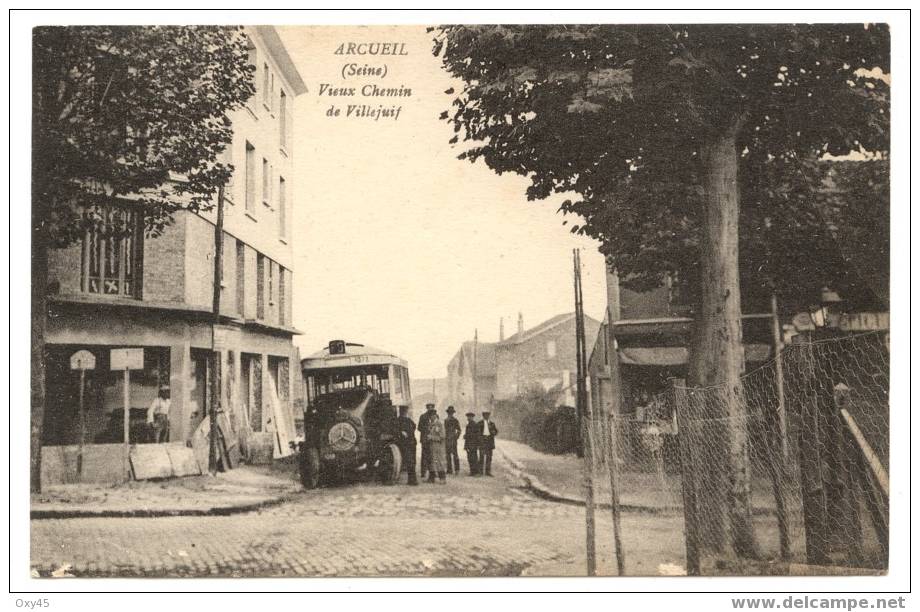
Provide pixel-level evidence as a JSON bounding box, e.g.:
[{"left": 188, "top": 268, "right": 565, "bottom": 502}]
[
  {"left": 432, "top": 24, "right": 889, "bottom": 312},
  {"left": 32, "top": 25, "right": 255, "bottom": 247}
]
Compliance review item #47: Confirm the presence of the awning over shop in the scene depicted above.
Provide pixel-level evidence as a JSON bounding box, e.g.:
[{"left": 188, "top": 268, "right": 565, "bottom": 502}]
[{"left": 618, "top": 344, "right": 771, "bottom": 366}]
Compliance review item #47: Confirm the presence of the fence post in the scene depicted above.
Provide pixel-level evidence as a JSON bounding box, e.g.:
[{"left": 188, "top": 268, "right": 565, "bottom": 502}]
[
  {"left": 793, "top": 334, "right": 832, "bottom": 566},
  {"left": 672, "top": 377, "right": 700, "bottom": 576},
  {"left": 761, "top": 318, "right": 791, "bottom": 560},
  {"left": 765, "top": 423, "right": 792, "bottom": 561},
  {"left": 605, "top": 410, "right": 626, "bottom": 576}
]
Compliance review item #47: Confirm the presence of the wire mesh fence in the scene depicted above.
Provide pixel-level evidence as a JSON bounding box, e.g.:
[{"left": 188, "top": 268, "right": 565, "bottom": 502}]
[{"left": 584, "top": 330, "right": 889, "bottom": 575}]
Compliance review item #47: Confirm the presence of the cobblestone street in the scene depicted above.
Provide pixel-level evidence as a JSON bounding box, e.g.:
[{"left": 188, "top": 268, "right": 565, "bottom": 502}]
[{"left": 30, "top": 453, "right": 688, "bottom": 577}]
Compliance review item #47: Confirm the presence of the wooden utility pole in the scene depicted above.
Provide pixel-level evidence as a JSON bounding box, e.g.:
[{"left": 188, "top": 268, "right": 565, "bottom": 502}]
[
  {"left": 574, "top": 249, "right": 596, "bottom": 576},
  {"left": 602, "top": 315, "right": 626, "bottom": 576},
  {"left": 770, "top": 293, "right": 788, "bottom": 462},
  {"left": 209, "top": 183, "right": 226, "bottom": 475},
  {"left": 472, "top": 329, "right": 478, "bottom": 414}
]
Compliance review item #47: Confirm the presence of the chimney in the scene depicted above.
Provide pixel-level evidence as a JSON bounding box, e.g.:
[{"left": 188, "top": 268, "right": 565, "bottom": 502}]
[
  {"left": 499, "top": 317, "right": 505, "bottom": 342},
  {"left": 517, "top": 312, "right": 524, "bottom": 335}
]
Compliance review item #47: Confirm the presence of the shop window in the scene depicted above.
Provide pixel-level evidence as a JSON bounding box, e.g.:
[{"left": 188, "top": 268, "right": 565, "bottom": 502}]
[{"left": 43, "top": 346, "right": 169, "bottom": 446}]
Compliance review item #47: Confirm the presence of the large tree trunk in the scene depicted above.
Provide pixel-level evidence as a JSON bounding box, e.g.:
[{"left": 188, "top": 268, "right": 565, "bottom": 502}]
[
  {"left": 686, "top": 117, "right": 760, "bottom": 560},
  {"left": 31, "top": 218, "right": 48, "bottom": 493}
]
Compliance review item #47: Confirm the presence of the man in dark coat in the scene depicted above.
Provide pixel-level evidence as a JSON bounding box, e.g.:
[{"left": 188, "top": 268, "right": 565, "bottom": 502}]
[
  {"left": 443, "top": 406, "right": 462, "bottom": 475},
  {"left": 417, "top": 403, "right": 436, "bottom": 479},
  {"left": 397, "top": 405, "right": 418, "bottom": 485},
  {"left": 478, "top": 410, "right": 499, "bottom": 476},
  {"left": 463, "top": 411, "right": 480, "bottom": 475}
]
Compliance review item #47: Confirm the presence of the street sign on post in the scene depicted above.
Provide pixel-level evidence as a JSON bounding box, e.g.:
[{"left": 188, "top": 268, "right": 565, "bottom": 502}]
[
  {"left": 70, "top": 350, "right": 97, "bottom": 480},
  {"left": 110, "top": 348, "right": 144, "bottom": 371},
  {"left": 110, "top": 348, "right": 145, "bottom": 480},
  {"left": 69, "top": 349, "right": 96, "bottom": 371}
]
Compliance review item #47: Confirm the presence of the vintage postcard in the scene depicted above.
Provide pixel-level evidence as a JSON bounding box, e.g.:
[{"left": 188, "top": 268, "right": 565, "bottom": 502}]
[{"left": 18, "top": 12, "right": 904, "bottom": 592}]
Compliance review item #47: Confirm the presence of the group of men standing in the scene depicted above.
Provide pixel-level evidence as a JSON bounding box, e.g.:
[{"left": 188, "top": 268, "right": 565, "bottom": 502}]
[{"left": 397, "top": 403, "right": 499, "bottom": 485}]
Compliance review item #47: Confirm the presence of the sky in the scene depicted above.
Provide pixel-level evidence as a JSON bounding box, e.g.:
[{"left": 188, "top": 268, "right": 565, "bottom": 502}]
[{"left": 278, "top": 26, "right": 608, "bottom": 379}]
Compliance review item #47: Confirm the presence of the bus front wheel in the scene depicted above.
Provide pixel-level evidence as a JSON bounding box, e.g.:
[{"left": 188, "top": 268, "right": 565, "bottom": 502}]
[
  {"left": 379, "top": 444, "right": 401, "bottom": 485},
  {"left": 300, "top": 447, "right": 321, "bottom": 489}
]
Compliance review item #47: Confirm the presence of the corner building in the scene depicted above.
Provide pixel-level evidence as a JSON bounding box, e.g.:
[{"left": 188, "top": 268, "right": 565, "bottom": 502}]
[{"left": 42, "top": 27, "right": 307, "bottom": 471}]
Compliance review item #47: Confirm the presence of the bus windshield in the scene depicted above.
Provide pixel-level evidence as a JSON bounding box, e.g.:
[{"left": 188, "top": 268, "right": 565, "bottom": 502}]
[{"left": 305, "top": 365, "right": 390, "bottom": 405}]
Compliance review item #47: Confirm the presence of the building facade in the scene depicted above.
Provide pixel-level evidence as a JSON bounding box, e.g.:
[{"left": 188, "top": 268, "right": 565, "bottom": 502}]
[
  {"left": 495, "top": 312, "right": 600, "bottom": 403},
  {"left": 445, "top": 313, "right": 601, "bottom": 414},
  {"left": 42, "top": 27, "right": 307, "bottom": 472},
  {"left": 591, "top": 268, "right": 773, "bottom": 419},
  {"left": 445, "top": 342, "right": 497, "bottom": 414}
]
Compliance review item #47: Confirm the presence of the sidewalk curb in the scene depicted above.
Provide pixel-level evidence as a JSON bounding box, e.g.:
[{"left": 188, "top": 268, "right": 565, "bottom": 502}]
[
  {"left": 30, "top": 491, "right": 300, "bottom": 520},
  {"left": 499, "top": 447, "right": 774, "bottom": 516}
]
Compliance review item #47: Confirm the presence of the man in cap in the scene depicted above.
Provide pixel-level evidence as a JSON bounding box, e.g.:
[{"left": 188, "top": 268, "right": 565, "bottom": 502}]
[
  {"left": 417, "top": 403, "right": 437, "bottom": 480},
  {"left": 463, "top": 411, "right": 480, "bottom": 475},
  {"left": 443, "top": 406, "right": 462, "bottom": 475},
  {"left": 397, "top": 405, "right": 419, "bottom": 485},
  {"left": 147, "top": 385, "right": 171, "bottom": 443},
  {"left": 477, "top": 410, "right": 499, "bottom": 476}
]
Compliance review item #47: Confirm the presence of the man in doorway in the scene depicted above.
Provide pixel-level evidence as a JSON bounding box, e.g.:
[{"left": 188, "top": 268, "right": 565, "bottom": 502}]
[
  {"left": 417, "top": 403, "right": 437, "bottom": 480},
  {"left": 443, "top": 405, "right": 462, "bottom": 475},
  {"left": 478, "top": 410, "right": 498, "bottom": 476},
  {"left": 147, "top": 385, "right": 171, "bottom": 443},
  {"left": 463, "top": 411, "right": 480, "bottom": 475},
  {"left": 397, "top": 405, "right": 419, "bottom": 486}
]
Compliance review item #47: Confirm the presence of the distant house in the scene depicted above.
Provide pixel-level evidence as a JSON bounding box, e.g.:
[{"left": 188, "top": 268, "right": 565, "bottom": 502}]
[
  {"left": 496, "top": 312, "right": 600, "bottom": 404},
  {"left": 445, "top": 312, "right": 600, "bottom": 412},
  {"left": 446, "top": 342, "right": 497, "bottom": 413}
]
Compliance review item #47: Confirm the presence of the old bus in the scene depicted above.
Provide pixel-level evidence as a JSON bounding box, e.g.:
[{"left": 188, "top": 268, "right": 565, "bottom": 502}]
[{"left": 298, "top": 340, "right": 412, "bottom": 488}]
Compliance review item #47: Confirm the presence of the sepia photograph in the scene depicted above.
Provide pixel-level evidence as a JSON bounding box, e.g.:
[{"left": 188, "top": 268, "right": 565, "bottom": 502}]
[{"left": 10, "top": 8, "right": 910, "bottom": 599}]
